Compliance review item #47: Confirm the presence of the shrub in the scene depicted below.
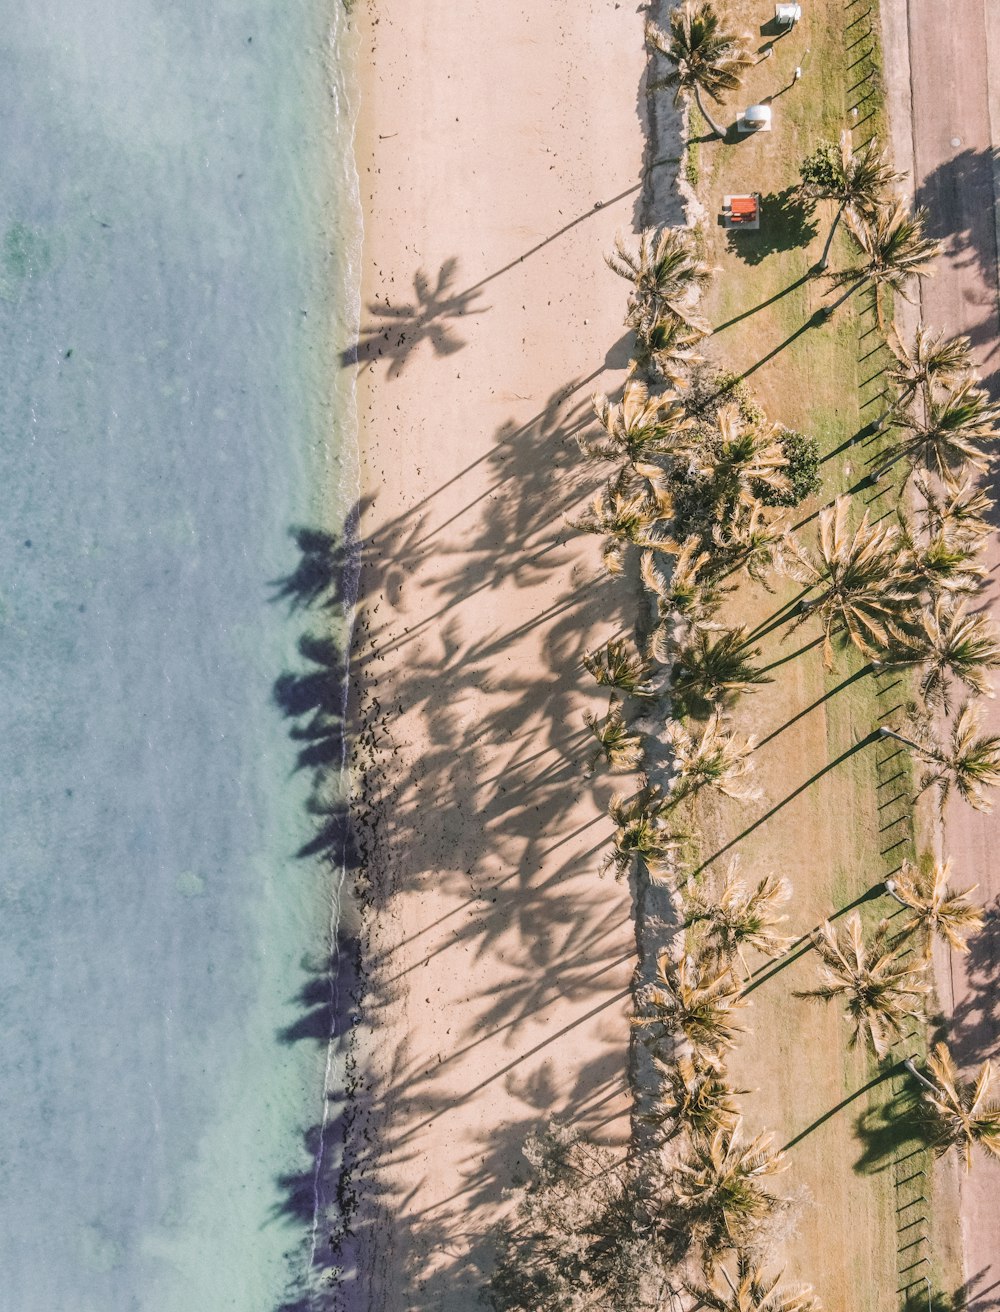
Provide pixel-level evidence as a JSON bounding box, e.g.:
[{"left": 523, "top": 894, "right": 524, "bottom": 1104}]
[{"left": 754, "top": 428, "right": 820, "bottom": 506}]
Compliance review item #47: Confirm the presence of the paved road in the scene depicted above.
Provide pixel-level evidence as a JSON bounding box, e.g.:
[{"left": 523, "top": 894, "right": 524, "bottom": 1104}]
[{"left": 889, "top": 0, "right": 1000, "bottom": 1302}]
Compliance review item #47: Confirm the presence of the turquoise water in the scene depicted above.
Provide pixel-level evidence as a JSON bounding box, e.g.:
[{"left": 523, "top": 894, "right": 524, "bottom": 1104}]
[{"left": 0, "top": 2, "right": 359, "bottom": 1308}]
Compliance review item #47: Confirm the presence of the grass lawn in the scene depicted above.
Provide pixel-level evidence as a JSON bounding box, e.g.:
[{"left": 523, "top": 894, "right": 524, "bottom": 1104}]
[{"left": 676, "top": 0, "right": 964, "bottom": 1305}]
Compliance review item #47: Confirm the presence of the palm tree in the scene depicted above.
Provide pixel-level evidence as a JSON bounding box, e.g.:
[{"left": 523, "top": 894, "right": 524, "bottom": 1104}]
[
  {"left": 887, "top": 325, "right": 973, "bottom": 411},
  {"left": 885, "top": 381, "right": 1000, "bottom": 481},
  {"left": 788, "top": 495, "right": 918, "bottom": 668},
  {"left": 606, "top": 225, "right": 713, "bottom": 325},
  {"left": 686, "top": 1249, "right": 820, "bottom": 1312},
  {"left": 684, "top": 857, "right": 792, "bottom": 977},
  {"left": 905, "top": 528, "right": 986, "bottom": 598},
  {"left": 603, "top": 785, "right": 684, "bottom": 880},
  {"left": 666, "top": 714, "right": 761, "bottom": 806},
  {"left": 582, "top": 636, "right": 658, "bottom": 698},
  {"left": 832, "top": 197, "right": 941, "bottom": 328},
  {"left": 672, "top": 1121, "right": 786, "bottom": 1259},
  {"left": 570, "top": 474, "right": 671, "bottom": 576},
  {"left": 585, "top": 697, "right": 644, "bottom": 772},
  {"left": 881, "top": 701, "right": 1000, "bottom": 812},
  {"left": 798, "top": 911, "right": 928, "bottom": 1057},
  {"left": 712, "top": 500, "right": 798, "bottom": 590},
  {"left": 629, "top": 306, "right": 706, "bottom": 386},
  {"left": 581, "top": 377, "right": 696, "bottom": 473},
  {"left": 890, "top": 598, "right": 1000, "bottom": 710},
  {"left": 885, "top": 859, "right": 984, "bottom": 955},
  {"left": 904, "top": 1042, "right": 1000, "bottom": 1169},
  {"left": 699, "top": 406, "right": 791, "bottom": 518},
  {"left": 671, "top": 628, "right": 772, "bottom": 707},
  {"left": 642, "top": 540, "right": 732, "bottom": 652},
  {"left": 647, "top": 2, "right": 755, "bottom": 140},
  {"left": 915, "top": 470, "right": 994, "bottom": 549},
  {"left": 632, "top": 952, "right": 748, "bottom": 1058},
  {"left": 799, "top": 133, "right": 905, "bottom": 271},
  {"left": 643, "top": 1053, "right": 743, "bottom": 1140}
]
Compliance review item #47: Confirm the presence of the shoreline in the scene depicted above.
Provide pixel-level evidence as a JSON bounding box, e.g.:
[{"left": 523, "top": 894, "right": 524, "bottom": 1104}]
[{"left": 330, "top": 2, "right": 684, "bottom": 1304}]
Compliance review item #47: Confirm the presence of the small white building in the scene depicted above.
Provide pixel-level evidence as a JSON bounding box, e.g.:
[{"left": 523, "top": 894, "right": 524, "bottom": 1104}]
[
  {"left": 776, "top": 2, "right": 802, "bottom": 27},
  {"left": 737, "top": 104, "right": 773, "bottom": 134}
]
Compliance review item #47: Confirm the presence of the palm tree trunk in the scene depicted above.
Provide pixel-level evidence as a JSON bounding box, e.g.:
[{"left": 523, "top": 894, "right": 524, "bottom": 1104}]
[
  {"left": 692, "top": 84, "right": 726, "bottom": 139},
  {"left": 817, "top": 201, "right": 847, "bottom": 271},
  {"left": 903, "top": 1056, "right": 938, "bottom": 1093},
  {"left": 878, "top": 726, "right": 926, "bottom": 755}
]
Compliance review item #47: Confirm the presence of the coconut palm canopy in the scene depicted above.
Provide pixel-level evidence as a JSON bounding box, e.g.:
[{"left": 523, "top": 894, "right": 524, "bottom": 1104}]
[
  {"left": 799, "top": 911, "right": 928, "bottom": 1057},
  {"left": 582, "top": 636, "right": 658, "bottom": 698},
  {"left": 607, "top": 225, "right": 712, "bottom": 326},
  {"left": 911, "top": 1042, "right": 1000, "bottom": 1169},
  {"left": 789, "top": 495, "right": 918, "bottom": 667},
  {"left": 645, "top": 1052, "right": 743, "bottom": 1140},
  {"left": 837, "top": 197, "right": 940, "bottom": 327},
  {"left": 666, "top": 712, "right": 761, "bottom": 804},
  {"left": 915, "top": 470, "right": 994, "bottom": 548},
  {"left": 632, "top": 952, "right": 749, "bottom": 1057},
  {"left": 582, "top": 377, "right": 696, "bottom": 471},
  {"left": 686, "top": 1249, "right": 820, "bottom": 1312},
  {"left": 889, "top": 380, "right": 1000, "bottom": 481},
  {"left": 642, "top": 540, "right": 732, "bottom": 651},
  {"left": 699, "top": 406, "right": 791, "bottom": 517},
  {"left": 570, "top": 472, "right": 672, "bottom": 576},
  {"left": 892, "top": 597, "right": 1000, "bottom": 711},
  {"left": 671, "top": 628, "right": 773, "bottom": 709},
  {"left": 629, "top": 306, "right": 706, "bottom": 387},
  {"left": 673, "top": 1121, "right": 787, "bottom": 1257},
  {"left": 585, "top": 697, "right": 644, "bottom": 773},
  {"left": 887, "top": 859, "right": 984, "bottom": 955},
  {"left": 684, "top": 856, "right": 791, "bottom": 976},
  {"left": 647, "top": 2, "right": 755, "bottom": 139},
  {"left": 604, "top": 785, "right": 684, "bottom": 880},
  {"left": 887, "top": 325, "right": 973, "bottom": 409},
  {"left": 799, "top": 133, "right": 905, "bottom": 270},
  {"left": 916, "top": 700, "right": 1000, "bottom": 812}
]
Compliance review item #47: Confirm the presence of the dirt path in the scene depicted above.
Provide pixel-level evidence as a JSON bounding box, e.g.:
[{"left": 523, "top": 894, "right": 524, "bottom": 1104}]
[{"left": 883, "top": 0, "right": 1000, "bottom": 1300}]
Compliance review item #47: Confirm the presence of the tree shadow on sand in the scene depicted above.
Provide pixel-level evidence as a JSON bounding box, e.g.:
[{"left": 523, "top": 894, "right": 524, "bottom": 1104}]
[
  {"left": 341, "top": 258, "right": 489, "bottom": 378},
  {"left": 266, "top": 368, "right": 641, "bottom": 1309}
]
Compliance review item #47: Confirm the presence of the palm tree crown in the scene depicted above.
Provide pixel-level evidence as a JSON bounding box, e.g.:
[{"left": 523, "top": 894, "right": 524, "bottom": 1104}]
[
  {"left": 673, "top": 1121, "right": 787, "bottom": 1258},
  {"left": 837, "top": 197, "right": 941, "bottom": 327},
  {"left": 666, "top": 712, "right": 761, "bottom": 804},
  {"left": 799, "top": 911, "right": 928, "bottom": 1057},
  {"left": 699, "top": 406, "right": 791, "bottom": 517},
  {"left": 685, "top": 857, "right": 792, "bottom": 976},
  {"left": 633, "top": 952, "right": 748, "bottom": 1058},
  {"left": 886, "top": 858, "right": 984, "bottom": 955},
  {"left": 570, "top": 474, "right": 671, "bottom": 576},
  {"left": 645, "top": 1052, "right": 743, "bottom": 1141},
  {"left": 907, "top": 1042, "right": 1000, "bottom": 1169},
  {"left": 604, "top": 785, "right": 683, "bottom": 880},
  {"left": 789, "top": 495, "right": 918, "bottom": 667},
  {"left": 889, "top": 380, "right": 1000, "bottom": 481},
  {"left": 585, "top": 697, "right": 644, "bottom": 772},
  {"left": 892, "top": 598, "right": 1000, "bottom": 710},
  {"left": 582, "top": 636, "right": 658, "bottom": 698},
  {"left": 607, "top": 225, "right": 712, "bottom": 325},
  {"left": 582, "top": 377, "right": 695, "bottom": 471},
  {"left": 891, "top": 700, "right": 1000, "bottom": 813},
  {"left": 629, "top": 306, "right": 706, "bottom": 386},
  {"left": 671, "top": 628, "right": 773, "bottom": 708},
  {"left": 686, "top": 1249, "right": 820, "bottom": 1312},
  {"left": 887, "top": 325, "right": 973, "bottom": 410},
  {"left": 799, "top": 133, "right": 905, "bottom": 270},
  {"left": 647, "top": 2, "right": 755, "bottom": 139}
]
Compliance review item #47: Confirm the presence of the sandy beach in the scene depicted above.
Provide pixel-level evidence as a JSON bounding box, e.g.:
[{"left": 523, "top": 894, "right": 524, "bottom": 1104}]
[{"left": 335, "top": 2, "right": 681, "bottom": 1305}]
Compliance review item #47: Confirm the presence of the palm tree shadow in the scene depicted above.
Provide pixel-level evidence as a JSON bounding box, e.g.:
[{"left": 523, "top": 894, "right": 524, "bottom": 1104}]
[
  {"left": 342, "top": 258, "right": 489, "bottom": 378},
  {"left": 852, "top": 1090, "right": 935, "bottom": 1174}
]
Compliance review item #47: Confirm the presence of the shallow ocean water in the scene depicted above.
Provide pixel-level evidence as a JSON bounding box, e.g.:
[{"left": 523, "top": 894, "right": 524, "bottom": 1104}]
[{"left": 0, "top": 2, "right": 359, "bottom": 1308}]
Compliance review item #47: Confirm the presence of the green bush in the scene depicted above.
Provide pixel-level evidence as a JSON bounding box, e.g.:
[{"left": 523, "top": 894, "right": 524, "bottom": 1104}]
[{"left": 755, "top": 428, "right": 821, "bottom": 506}]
